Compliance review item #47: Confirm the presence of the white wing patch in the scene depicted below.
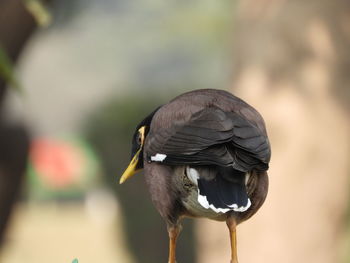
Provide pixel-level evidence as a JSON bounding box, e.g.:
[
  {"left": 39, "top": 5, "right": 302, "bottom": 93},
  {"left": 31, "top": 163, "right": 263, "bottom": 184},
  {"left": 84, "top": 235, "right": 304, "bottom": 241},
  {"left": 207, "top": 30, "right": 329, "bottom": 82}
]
[
  {"left": 198, "top": 192, "right": 210, "bottom": 209},
  {"left": 198, "top": 191, "right": 231, "bottom": 213},
  {"left": 186, "top": 166, "right": 252, "bottom": 214},
  {"left": 198, "top": 192, "right": 251, "bottom": 213},
  {"left": 228, "top": 198, "right": 251, "bottom": 212},
  {"left": 150, "top": 153, "right": 167, "bottom": 162}
]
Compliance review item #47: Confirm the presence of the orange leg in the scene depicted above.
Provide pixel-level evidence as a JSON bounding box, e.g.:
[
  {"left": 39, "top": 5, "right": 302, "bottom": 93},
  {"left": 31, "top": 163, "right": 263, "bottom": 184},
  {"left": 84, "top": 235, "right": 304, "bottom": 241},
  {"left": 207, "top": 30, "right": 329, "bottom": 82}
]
[
  {"left": 168, "top": 225, "right": 182, "bottom": 263},
  {"left": 226, "top": 216, "right": 238, "bottom": 263}
]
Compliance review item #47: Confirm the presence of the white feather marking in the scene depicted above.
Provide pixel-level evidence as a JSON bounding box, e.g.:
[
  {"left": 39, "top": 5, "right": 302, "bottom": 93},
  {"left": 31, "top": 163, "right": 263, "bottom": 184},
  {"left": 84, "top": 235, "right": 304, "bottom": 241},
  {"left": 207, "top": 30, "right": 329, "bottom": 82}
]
[
  {"left": 197, "top": 192, "right": 210, "bottom": 209},
  {"left": 209, "top": 204, "right": 231, "bottom": 213},
  {"left": 186, "top": 167, "right": 199, "bottom": 186},
  {"left": 150, "top": 153, "right": 167, "bottom": 162},
  {"left": 228, "top": 198, "right": 251, "bottom": 212},
  {"left": 197, "top": 190, "right": 233, "bottom": 214},
  {"left": 197, "top": 191, "right": 252, "bottom": 213}
]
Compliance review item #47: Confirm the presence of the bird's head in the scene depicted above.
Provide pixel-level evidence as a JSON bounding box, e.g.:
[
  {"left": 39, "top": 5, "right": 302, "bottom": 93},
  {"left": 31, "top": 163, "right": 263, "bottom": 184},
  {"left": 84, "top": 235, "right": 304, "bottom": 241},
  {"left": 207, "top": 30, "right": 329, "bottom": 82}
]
[{"left": 119, "top": 107, "right": 159, "bottom": 184}]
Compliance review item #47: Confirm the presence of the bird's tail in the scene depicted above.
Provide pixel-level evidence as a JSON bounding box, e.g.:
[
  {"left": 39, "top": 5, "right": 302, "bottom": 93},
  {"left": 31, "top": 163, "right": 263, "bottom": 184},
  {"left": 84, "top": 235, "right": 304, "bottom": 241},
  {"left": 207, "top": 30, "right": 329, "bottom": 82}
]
[{"left": 196, "top": 167, "right": 251, "bottom": 213}]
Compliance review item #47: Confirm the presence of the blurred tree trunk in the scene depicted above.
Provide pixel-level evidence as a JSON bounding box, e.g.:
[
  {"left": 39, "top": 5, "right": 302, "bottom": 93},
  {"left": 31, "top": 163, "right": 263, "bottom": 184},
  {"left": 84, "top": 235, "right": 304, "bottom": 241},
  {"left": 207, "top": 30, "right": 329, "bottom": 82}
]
[
  {"left": 198, "top": 1, "right": 350, "bottom": 263},
  {"left": 0, "top": 0, "right": 36, "bottom": 245}
]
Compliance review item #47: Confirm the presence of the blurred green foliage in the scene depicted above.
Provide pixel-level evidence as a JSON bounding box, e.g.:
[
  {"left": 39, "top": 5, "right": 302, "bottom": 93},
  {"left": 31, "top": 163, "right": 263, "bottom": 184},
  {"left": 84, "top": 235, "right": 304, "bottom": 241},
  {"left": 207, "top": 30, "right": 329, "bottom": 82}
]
[
  {"left": 0, "top": 45, "right": 21, "bottom": 92},
  {"left": 0, "top": 0, "right": 51, "bottom": 92},
  {"left": 23, "top": 0, "right": 52, "bottom": 27},
  {"left": 84, "top": 92, "right": 196, "bottom": 263}
]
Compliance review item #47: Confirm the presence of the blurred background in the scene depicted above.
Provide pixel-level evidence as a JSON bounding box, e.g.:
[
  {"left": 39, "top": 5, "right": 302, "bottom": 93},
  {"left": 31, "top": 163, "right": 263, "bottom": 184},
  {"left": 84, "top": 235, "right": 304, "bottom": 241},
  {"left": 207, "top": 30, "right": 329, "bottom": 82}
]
[{"left": 0, "top": 0, "right": 349, "bottom": 263}]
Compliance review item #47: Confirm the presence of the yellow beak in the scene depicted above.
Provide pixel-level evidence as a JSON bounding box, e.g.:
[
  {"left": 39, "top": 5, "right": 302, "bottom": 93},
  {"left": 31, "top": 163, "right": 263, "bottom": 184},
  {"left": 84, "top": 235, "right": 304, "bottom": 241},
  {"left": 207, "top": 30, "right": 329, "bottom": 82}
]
[{"left": 119, "top": 148, "right": 142, "bottom": 184}]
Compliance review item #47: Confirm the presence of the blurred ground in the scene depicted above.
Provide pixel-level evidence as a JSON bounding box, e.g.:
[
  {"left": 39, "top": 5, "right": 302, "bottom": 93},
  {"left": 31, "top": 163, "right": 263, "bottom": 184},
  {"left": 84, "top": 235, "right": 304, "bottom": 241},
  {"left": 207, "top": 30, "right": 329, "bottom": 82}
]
[{"left": 1, "top": 201, "right": 134, "bottom": 263}]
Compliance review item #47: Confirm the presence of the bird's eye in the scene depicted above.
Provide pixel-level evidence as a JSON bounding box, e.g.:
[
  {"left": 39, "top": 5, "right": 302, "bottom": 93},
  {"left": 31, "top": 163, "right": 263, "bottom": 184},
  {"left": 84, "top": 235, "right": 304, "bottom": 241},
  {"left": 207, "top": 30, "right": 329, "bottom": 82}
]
[
  {"left": 136, "top": 126, "right": 146, "bottom": 146},
  {"left": 136, "top": 133, "right": 142, "bottom": 145}
]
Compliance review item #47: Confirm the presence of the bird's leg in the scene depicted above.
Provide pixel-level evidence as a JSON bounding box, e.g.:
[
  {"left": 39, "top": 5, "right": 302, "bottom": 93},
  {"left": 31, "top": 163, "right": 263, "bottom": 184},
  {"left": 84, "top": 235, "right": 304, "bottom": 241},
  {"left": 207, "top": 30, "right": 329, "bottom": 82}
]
[
  {"left": 167, "top": 224, "right": 182, "bottom": 263},
  {"left": 226, "top": 216, "right": 238, "bottom": 263}
]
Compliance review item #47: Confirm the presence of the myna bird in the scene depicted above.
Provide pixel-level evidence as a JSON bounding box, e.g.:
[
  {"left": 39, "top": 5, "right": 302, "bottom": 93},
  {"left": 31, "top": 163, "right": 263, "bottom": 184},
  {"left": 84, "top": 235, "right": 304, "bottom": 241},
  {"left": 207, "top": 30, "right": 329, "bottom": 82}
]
[{"left": 120, "top": 89, "right": 270, "bottom": 263}]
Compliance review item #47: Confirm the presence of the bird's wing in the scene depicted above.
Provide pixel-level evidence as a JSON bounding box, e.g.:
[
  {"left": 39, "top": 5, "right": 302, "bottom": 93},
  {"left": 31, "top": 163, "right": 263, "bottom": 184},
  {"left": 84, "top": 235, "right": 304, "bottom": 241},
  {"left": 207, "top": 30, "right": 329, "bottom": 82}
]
[{"left": 145, "top": 107, "right": 270, "bottom": 172}]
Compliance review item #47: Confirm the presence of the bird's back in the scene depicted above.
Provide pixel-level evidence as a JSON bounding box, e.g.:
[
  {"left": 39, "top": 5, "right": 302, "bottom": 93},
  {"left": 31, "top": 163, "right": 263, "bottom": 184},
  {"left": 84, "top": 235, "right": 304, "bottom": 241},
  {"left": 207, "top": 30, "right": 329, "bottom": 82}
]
[
  {"left": 150, "top": 89, "right": 267, "bottom": 135},
  {"left": 145, "top": 89, "right": 270, "bottom": 170}
]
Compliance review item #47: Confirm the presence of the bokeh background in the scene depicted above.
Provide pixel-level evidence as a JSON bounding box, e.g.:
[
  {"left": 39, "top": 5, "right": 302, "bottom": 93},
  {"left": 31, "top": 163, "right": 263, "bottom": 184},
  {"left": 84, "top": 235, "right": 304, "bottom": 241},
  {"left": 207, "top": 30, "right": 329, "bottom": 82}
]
[{"left": 0, "top": 0, "right": 349, "bottom": 263}]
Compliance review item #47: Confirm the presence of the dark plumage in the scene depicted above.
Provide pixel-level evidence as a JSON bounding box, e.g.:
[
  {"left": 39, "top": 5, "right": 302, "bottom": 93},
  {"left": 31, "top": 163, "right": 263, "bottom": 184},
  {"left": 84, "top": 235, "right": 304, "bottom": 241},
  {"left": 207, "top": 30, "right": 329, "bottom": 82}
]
[{"left": 120, "top": 89, "right": 270, "bottom": 263}]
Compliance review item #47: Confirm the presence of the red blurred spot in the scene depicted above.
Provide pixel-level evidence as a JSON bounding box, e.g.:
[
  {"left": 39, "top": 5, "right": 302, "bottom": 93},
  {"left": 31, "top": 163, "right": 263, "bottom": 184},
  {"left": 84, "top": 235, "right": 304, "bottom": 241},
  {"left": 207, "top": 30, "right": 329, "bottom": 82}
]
[{"left": 30, "top": 138, "right": 84, "bottom": 189}]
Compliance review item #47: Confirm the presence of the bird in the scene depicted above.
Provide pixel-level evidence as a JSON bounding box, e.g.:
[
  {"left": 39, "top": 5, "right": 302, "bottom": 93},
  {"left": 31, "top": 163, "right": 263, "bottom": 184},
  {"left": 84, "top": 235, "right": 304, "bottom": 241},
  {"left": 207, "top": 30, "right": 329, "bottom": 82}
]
[{"left": 119, "top": 89, "right": 270, "bottom": 263}]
